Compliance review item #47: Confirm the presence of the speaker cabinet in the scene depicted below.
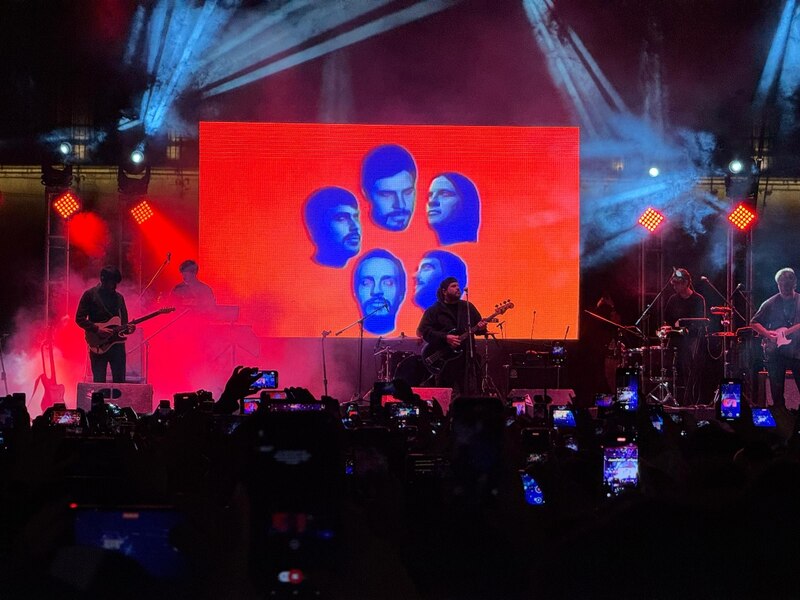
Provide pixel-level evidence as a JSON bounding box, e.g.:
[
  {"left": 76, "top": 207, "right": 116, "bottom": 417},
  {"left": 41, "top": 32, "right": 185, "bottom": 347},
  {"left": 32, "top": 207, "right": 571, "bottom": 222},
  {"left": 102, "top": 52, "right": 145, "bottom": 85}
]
[{"left": 76, "top": 382, "right": 154, "bottom": 414}]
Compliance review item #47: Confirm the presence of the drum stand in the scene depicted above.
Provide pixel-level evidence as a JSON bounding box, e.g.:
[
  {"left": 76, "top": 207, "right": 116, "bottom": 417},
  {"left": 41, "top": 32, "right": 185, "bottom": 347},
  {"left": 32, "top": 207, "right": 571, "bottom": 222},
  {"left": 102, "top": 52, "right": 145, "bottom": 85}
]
[
  {"left": 645, "top": 328, "right": 679, "bottom": 405},
  {"left": 646, "top": 346, "right": 678, "bottom": 406}
]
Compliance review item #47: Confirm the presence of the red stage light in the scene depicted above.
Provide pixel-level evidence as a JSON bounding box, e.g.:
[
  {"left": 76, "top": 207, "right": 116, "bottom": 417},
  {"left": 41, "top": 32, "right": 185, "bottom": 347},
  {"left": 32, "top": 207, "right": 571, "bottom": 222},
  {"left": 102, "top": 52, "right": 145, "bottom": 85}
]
[
  {"left": 130, "top": 199, "right": 154, "bottom": 225},
  {"left": 53, "top": 191, "right": 81, "bottom": 220},
  {"left": 728, "top": 203, "right": 756, "bottom": 231},
  {"left": 638, "top": 207, "right": 665, "bottom": 233}
]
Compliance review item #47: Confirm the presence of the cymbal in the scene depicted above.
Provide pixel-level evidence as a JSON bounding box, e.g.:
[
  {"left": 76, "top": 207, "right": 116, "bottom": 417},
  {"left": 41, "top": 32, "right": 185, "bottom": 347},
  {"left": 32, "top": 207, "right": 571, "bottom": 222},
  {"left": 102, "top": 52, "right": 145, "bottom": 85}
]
[
  {"left": 710, "top": 306, "right": 732, "bottom": 315},
  {"left": 712, "top": 332, "right": 736, "bottom": 337}
]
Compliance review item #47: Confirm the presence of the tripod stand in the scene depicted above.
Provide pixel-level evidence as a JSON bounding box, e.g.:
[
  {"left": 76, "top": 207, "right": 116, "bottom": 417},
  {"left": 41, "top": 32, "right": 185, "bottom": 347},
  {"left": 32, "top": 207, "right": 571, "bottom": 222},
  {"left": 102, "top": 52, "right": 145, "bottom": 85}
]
[{"left": 479, "top": 333, "right": 502, "bottom": 397}]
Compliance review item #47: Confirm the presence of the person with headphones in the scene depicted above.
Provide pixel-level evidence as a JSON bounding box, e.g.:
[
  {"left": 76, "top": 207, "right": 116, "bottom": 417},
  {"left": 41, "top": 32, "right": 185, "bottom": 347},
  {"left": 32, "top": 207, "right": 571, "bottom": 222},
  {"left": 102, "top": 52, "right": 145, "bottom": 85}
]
[
  {"left": 75, "top": 266, "right": 133, "bottom": 383},
  {"left": 663, "top": 267, "right": 707, "bottom": 404}
]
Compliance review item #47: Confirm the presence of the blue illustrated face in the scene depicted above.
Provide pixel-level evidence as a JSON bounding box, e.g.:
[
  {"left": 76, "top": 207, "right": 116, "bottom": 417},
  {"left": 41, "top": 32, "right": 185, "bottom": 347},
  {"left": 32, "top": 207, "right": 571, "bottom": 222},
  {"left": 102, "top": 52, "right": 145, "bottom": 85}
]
[
  {"left": 304, "top": 187, "right": 361, "bottom": 268},
  {"left": 325, "top": 204, "right": 361, "bottom": 256},
  {"left": 414, "top": 256, "right": 443, "bottom": 307},
  {"left": 353, "top": 251, "right": 406, "bottom": 335},
  {"left": 427, "top": 175, "right": 461, "bottom": 226},
  {"left": 370, "top": 170, "right": 416, "bottom": 231},
  {"left": 356, "top": 257, "right": 400, "bottom": 315}
]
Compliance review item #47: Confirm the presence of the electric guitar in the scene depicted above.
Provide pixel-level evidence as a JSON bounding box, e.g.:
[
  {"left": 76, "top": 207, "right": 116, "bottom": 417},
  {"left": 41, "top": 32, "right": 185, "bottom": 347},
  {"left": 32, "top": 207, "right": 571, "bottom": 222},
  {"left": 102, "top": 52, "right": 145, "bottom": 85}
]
[
  {"left": 422, "top": 300, "right": 514, "bottom": 375},
  {"left": 85, "top": 307, "right": 175, "bottom": 354},
  {"left": 33, "top": 328, "right": 65, "bottom": 412},
  {"left": 762, "top": 324, "right": 800, "bottom": 357}
]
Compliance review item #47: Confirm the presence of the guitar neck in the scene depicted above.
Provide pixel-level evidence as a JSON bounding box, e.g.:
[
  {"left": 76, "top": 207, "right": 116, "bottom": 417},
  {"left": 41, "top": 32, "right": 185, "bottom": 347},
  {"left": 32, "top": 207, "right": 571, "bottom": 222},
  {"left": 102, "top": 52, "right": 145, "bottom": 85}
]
[{"left": 129, "top": 309, "right": 172, "bottom": 327}]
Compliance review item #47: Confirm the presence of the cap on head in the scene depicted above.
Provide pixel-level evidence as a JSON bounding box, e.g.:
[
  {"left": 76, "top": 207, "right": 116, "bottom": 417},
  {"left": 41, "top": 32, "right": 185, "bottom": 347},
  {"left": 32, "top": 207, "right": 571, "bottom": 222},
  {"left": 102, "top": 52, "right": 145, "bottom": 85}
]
[
  {"left": 436, "top": 276, "right": 459, "bottom": 302},
  {"left": 179, "top": 259, "right": 198, "bottom": 273},
  {"left": 671, "top": 268, "right": 692, "bottom": 285}
]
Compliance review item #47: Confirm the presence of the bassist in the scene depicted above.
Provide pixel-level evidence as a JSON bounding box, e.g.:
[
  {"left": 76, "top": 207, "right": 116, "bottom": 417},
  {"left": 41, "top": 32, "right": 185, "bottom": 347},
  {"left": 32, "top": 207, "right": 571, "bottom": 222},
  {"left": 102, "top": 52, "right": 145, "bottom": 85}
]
[
  {"left": 751, "top": 267, "right": 800, "bottom": 408},
  {"left": 75, "top": 266, "right": 134, "bottom": 383},
  {"left": 417, "top": 277, "right": 486, "bottom": 396}
]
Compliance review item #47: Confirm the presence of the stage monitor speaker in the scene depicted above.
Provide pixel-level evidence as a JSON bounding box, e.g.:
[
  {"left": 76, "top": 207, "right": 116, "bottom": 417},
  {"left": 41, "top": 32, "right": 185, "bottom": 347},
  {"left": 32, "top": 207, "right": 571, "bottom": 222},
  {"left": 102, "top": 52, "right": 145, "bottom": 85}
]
[
  {"left": 412, "top": 387, "right": 453, "bottom": 414},
  {"left": 508, "top": 388, "right": 574, "bottom": 405},
  {"left": 76, "top": 382, "right": 154, "bottom": 414},
  {"left": 759, "top": 370, "right": 800, "bottom": 410}
]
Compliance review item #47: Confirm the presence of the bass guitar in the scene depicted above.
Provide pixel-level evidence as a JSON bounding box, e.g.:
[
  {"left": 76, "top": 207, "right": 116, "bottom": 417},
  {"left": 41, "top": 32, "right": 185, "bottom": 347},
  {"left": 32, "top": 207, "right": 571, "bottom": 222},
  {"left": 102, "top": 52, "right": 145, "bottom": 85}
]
[
  {"left": 85, "top": 307, "right": 175, "bottom": 354},
  {"left": 422, "top": 300, "right": 514, "bottom": 375}
]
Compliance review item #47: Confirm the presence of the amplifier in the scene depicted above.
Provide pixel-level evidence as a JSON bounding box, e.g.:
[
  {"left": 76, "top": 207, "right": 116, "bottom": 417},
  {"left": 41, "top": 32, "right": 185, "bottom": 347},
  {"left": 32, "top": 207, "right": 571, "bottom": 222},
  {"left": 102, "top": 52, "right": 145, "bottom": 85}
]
[
  {"left": 508, "top": 388, "right": 575, "bottom": 405},
  {"left": 505, "top": 365, "right": 562, "bottom": 390},
  {"left": 76, "top": 382, "right": 154, "bottom": 414}
]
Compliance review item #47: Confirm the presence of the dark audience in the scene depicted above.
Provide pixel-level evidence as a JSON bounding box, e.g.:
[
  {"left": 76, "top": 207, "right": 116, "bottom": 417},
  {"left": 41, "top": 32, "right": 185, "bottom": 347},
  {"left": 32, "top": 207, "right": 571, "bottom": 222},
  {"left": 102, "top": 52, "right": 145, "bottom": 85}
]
[{"left": 0, "top": 373, "right": 799, "bottom": 599}]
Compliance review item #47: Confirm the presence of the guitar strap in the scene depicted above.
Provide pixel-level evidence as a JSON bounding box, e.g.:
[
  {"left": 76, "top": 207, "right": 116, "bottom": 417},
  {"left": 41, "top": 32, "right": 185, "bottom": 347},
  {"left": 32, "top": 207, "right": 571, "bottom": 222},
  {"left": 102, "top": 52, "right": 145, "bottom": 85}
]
[{"left": 95, "top": 286, "right": 121, "bottom": 321}]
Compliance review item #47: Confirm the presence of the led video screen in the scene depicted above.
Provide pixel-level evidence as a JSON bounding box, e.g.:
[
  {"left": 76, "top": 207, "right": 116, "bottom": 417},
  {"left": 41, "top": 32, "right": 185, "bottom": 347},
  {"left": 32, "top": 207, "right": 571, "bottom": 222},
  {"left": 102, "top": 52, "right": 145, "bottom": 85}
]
[{"left": 199, "top": 122, "right": 579, "bottom": 339}]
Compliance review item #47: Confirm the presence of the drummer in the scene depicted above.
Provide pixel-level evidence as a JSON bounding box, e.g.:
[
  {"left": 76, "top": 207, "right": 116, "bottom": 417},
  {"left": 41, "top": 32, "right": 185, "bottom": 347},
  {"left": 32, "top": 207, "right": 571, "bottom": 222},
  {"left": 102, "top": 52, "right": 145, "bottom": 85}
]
[{"left": 663, "top": 268, "right": 707, "bottom": 404}]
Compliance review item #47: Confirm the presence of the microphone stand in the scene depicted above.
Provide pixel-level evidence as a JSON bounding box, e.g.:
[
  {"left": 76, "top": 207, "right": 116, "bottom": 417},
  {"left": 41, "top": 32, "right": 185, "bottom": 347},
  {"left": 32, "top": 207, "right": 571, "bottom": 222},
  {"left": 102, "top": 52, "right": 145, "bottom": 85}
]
[
  {"left": 320, "top": 330, "right": 331, "bottom": 397},
  {"left": 701, "top": 278, "right": 743, "bottom": 380},
  {"left": 334, "top": 302, "right": 388, "bottom": 402},
  {"left": 139, "top": 254, "right": 171, "bottom": 309},
  {"left": 635, "top": 273, "right": 673, "bottom": 330},
  {"left": 464, "top": 288, "right": 474, "bottom": 396}
]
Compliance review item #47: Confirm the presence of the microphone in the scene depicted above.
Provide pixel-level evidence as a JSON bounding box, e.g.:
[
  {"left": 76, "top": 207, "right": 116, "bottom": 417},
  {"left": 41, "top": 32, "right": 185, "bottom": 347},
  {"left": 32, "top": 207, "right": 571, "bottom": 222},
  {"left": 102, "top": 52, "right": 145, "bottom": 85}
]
[
  {"left": 322, "top": 330, "right": 331, "bottom": 337},
  {"left": 700, "top": 275, "right": 709, "bottom": 282},
  {"left": 563, "top": 325, "right": 570, "bottom": 340},
  {"left": 733, "top": 282, "right": 742, "bottom": 291}
]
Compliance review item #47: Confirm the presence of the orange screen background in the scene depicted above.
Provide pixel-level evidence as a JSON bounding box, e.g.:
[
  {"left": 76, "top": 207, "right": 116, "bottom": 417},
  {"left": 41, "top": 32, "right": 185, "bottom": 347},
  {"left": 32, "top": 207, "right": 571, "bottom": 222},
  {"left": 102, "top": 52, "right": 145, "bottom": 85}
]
[{"left": 199, "top": 122, "right": 580, "bottom": 339}]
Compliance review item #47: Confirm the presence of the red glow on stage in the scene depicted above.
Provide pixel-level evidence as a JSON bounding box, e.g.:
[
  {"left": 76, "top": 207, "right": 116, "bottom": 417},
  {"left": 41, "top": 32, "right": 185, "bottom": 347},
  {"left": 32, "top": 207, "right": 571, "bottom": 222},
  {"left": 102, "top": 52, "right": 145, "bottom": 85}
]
[
  {"left": 638, "top": 207, "right": 665, "bottom": 233},
  {"left": 130, "top": 200, "right": 154, "bottom": 225},
  {"left": 53, "top": 191, "right": 81, "bottom": 220},
  {"left": 69, "top": 212, "right": 110, "bottom": 258},
  {"left": 728, "top": 203, "right": 756, "bottom": 231}
]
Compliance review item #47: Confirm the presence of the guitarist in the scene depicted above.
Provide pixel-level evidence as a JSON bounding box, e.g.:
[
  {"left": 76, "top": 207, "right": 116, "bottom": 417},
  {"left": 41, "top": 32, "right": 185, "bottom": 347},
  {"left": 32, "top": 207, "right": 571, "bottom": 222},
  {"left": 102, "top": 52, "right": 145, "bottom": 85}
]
[
  {"left": 417, "top": 277, "right": 486, "bottom": 396},
  {"left": 751, "top": 268, "right": 800, "bottom": 408},
  {"left": 75, "top": 266, "right": 134, "bottom": 383}
]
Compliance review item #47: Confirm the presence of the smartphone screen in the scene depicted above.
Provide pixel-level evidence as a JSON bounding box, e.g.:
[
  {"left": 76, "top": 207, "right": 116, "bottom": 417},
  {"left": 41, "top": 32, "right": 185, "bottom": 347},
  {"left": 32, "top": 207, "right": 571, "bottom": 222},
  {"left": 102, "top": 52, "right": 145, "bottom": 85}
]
[
  {"left": 242, "top": 398, "right": 260, "bottom": 415},
  {"left": 602, "top": 444, "right": 639, "bottom": 497},
  {"left": 550, "top": 406, "right": 576, "bottom": 428},
  {"left": 615, "top": 368, "right": 640, "bottom": 412},
  {"left": 752, "top": 408, "right": 776, "bottom": 428},
  {"left": 594, "top": 393, "right": 614, "bottom": 408},
  {"left": 51, "top": 409, "right": 82, "bottom": 426},
  {"left": 520, "top": 472, "right": 545, "bottom": 505},
  {"left": 72, "top": 506, "right": 187, "bottom": 580},
  {"left": 251, "top": 370, "right": 279, "bottom": 390},
  {"left": 718, "top": 379, "right": 742, "bottom": 421}
]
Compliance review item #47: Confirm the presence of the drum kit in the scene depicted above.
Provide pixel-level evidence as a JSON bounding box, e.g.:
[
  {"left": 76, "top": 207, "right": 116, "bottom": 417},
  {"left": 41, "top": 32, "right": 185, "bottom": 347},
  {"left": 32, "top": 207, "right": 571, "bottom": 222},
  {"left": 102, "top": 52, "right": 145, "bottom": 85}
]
[{"left": 374, "top": 339, "right": 431, "bottom": 387}]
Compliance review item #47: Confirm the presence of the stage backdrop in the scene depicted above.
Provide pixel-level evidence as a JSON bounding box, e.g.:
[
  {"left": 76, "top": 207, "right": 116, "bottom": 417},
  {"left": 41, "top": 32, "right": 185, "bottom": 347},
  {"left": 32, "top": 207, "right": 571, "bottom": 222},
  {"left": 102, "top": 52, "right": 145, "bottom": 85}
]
[{"left": 199, "top": 122, "right": 579, "bottom": 339}]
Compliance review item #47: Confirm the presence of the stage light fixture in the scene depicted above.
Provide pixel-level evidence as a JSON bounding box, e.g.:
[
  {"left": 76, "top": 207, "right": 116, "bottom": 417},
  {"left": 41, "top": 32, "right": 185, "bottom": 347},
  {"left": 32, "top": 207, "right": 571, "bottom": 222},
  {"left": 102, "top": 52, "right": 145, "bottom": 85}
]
[
  {"left": 58, "top": 141, "right": 73, "bottom": 157},
  {"left": 648, "top": 166, "right": 660, "bottom": 177},
  {"left": 728, "top": 159, "right": 744, "bottom": 174},
  {"left": 130, "top": 199, "right": 154, "bottom": 225},
  {"left": 638, "top": 207, "right": 665, "bottom": 233},
  {"left": 53, "top": 191, "right": 81, "bottom": 220},
  {"left": 130, "top": 149, "right": 145, "bottom": 164},
  {"left": 728, "top": 203, "right": 756, "bottom": 231}
]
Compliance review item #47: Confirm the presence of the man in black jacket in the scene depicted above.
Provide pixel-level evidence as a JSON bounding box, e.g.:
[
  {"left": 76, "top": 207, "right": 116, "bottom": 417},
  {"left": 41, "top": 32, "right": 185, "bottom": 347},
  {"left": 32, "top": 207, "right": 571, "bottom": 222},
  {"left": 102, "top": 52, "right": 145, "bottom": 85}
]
[
  {"left": 75, "top": 266, "right": 133, "bottom": 383},
  {"left": 417, "top": 277, "right": 486, "bottom": 396}
]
